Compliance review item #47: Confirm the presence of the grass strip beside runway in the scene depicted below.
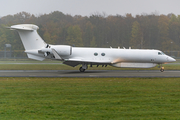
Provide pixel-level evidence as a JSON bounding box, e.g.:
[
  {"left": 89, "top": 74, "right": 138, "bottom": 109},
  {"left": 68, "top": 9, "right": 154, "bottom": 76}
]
[{"left": 0, "top": 77, "right": 180, "bottom": 119}]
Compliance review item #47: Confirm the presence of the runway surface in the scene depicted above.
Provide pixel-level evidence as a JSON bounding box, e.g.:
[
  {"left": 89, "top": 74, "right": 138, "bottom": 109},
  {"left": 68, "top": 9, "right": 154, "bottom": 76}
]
[{"left": 0, "top": 70, "right": 180, "bottom": 78}]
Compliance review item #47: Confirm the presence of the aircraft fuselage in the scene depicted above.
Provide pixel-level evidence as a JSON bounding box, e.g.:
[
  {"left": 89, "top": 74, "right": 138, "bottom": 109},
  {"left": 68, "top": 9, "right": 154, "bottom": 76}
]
[{"left": 9, "top": 24, "right": 176, "bottom": 72}]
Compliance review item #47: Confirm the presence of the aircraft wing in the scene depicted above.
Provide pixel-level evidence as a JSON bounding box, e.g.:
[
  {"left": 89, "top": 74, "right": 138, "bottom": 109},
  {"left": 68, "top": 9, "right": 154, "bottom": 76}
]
[
  {"left": 65, "top": 59, "right": 111, "bottom": 63},
  {"left": 63, "top": 59, "right": 111, "bottom": 67}
]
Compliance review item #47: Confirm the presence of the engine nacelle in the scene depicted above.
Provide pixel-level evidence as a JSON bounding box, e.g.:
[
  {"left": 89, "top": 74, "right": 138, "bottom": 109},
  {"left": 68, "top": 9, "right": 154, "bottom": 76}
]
[{"left": 52, "top": 45, "right": 72, "bottom": 56}]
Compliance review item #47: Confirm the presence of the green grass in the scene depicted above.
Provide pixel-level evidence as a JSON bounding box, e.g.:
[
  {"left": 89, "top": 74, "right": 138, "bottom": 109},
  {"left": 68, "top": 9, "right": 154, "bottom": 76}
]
[{"left": 0, "top": 77, "right": 180, "bottom": 119}]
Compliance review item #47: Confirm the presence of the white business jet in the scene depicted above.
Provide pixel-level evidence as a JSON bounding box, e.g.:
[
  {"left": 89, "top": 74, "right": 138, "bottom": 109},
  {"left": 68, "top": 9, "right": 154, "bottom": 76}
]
[{"left": 9, "top": 24, "right": 176, "bottom": 72}]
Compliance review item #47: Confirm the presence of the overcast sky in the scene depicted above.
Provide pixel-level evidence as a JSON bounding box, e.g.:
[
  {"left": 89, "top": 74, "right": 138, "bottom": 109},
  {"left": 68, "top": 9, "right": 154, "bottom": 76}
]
[{"left": 0, "top": 0, "right": 180, "bottom": 17}]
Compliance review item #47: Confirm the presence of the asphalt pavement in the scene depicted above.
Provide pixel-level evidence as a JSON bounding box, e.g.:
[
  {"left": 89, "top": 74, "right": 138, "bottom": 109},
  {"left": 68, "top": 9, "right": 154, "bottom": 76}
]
[{"left": 0, "top": 70, "right": 179, "bottom": 78}]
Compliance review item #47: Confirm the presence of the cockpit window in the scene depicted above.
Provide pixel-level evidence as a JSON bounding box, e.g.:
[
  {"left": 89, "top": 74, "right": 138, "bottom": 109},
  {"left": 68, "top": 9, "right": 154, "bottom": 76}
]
[
  {"left": 158, "top": 52, "right": 162, "bottom": 55},
  {"left": 158, "top": 52, "right": 165, "bottom": 55}
]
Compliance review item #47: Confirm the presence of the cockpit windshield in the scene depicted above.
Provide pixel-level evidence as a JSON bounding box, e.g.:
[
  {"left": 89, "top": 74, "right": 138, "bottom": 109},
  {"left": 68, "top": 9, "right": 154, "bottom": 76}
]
[{"left": 158, "top": 52, "right": 165, "bottom": 55}]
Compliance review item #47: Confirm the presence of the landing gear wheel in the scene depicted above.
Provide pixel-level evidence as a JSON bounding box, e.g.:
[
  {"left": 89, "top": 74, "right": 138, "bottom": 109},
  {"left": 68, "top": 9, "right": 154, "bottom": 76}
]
[
  {"left": 160, "top": 67, "right": 164, "bottom": 72},
  {"left": 79, "top": 67, "right": 85, "bottom": 72}
]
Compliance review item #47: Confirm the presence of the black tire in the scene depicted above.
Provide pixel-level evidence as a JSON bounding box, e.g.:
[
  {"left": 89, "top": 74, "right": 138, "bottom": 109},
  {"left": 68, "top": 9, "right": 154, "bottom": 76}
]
[
  {"left": 160, "top": 68, "right": 164, "bottom": 72},
  {"left": 79, "top": 67, "right": 85, "bottom": 72}
]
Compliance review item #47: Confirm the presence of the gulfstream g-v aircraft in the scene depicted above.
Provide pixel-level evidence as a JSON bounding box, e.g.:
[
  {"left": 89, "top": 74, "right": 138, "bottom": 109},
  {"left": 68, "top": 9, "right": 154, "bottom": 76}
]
[{"left": 9, "top": 24, "right": 176, "bottom": 72}]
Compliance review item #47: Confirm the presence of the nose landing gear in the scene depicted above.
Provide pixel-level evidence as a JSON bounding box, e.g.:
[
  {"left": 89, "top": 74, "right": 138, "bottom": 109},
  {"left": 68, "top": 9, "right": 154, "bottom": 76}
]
[
  {"left": 160, "top": 67, "right": 164, "bottom": 72},
  {"left": 159, "top": 64, "right": 164, "bottom": 72}
]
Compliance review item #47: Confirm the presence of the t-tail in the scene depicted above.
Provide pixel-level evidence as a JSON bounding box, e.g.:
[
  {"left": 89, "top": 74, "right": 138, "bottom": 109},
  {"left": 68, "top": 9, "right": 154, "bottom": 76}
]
[
  {"left": 9, "top": 24, "right": 72, "bottom": 61},
  {"left": 9, "top": 24, "right": 48, "bottom": 61}
]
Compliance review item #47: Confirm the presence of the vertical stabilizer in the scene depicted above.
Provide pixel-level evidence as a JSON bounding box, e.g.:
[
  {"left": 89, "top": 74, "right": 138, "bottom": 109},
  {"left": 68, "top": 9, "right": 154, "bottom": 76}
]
[
  {"left": 9, "top": 24, "right": 46, "bottom": 60},
  {"left": 10, "top": 24, "right": 46, "bottom": 50}
]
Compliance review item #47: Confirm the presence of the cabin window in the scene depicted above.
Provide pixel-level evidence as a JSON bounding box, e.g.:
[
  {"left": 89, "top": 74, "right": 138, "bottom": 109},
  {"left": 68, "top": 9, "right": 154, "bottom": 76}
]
[
  {"left": 94, "top": 52, "right": 98, "bottom": 56},
  {"left": 101, "top": 53, "right": 105, "bottom": 56}
]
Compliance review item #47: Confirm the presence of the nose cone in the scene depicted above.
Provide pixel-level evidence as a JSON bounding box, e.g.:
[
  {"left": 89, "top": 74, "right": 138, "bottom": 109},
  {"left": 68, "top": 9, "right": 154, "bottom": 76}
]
[{"left": 167, "top": 57, "right": 176, "bottom": 62}]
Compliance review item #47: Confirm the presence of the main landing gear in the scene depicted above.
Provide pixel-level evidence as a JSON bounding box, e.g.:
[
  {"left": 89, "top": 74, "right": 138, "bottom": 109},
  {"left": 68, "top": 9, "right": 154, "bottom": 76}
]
[
  {"left": 79, "top": 63, "right": 88, "bottom": 72},
  {"left": 159, "top": 64, "right": 164, "bottom": 72},
  {"left": 79, "top": 63, "right": 108, "bottom": 72},
  {"left": 79, "top": 67, "right": 85, "bottom": 72}
]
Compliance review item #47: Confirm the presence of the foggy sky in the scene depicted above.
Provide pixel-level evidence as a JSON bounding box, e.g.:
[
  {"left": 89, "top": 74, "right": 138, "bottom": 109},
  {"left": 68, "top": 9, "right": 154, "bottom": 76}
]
[{"left": 0, "top": 0, "right": 180, "bottom": 17}]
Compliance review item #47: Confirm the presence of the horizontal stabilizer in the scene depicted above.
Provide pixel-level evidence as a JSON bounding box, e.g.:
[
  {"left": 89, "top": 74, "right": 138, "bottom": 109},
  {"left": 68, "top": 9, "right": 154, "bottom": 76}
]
[{"left": 8, "top": 24, "right": 39, "bottom": 31}]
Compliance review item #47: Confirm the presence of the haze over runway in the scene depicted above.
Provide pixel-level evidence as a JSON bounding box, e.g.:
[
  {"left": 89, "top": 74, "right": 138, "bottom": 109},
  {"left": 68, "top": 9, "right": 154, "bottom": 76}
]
[{"left": 0, "top": 0, "right": 180, "bottom": 17}]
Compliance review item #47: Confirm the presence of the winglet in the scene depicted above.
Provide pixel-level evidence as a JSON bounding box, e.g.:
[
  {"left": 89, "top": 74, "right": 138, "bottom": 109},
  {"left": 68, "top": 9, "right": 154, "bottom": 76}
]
[{"left": 51, "top": 48, "right": 62, "bottom": 60}]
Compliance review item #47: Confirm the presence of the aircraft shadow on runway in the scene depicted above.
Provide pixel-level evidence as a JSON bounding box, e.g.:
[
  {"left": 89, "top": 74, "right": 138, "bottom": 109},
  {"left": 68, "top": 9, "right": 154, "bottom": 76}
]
[{"left": 60, "top": 70, "right": 108, "bottom": 74}]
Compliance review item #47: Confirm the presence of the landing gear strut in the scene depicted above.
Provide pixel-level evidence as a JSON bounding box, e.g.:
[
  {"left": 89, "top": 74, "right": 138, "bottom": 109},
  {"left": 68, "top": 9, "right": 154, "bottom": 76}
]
[
  {"left": 79, "top": 63, "right": 88, "bottom": 72},
  {"left": 159, "top": 64, "right": 164, "bottom": 72},
  {"left": 160, "top": 67, "right": 164, "bottom": 72}
]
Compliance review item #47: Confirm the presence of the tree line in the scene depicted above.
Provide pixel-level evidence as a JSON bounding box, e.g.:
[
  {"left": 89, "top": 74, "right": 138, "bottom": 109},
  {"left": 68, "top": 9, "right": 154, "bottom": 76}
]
[{"left": 0, "top": 11, "right": 180, "bottom": 54}]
